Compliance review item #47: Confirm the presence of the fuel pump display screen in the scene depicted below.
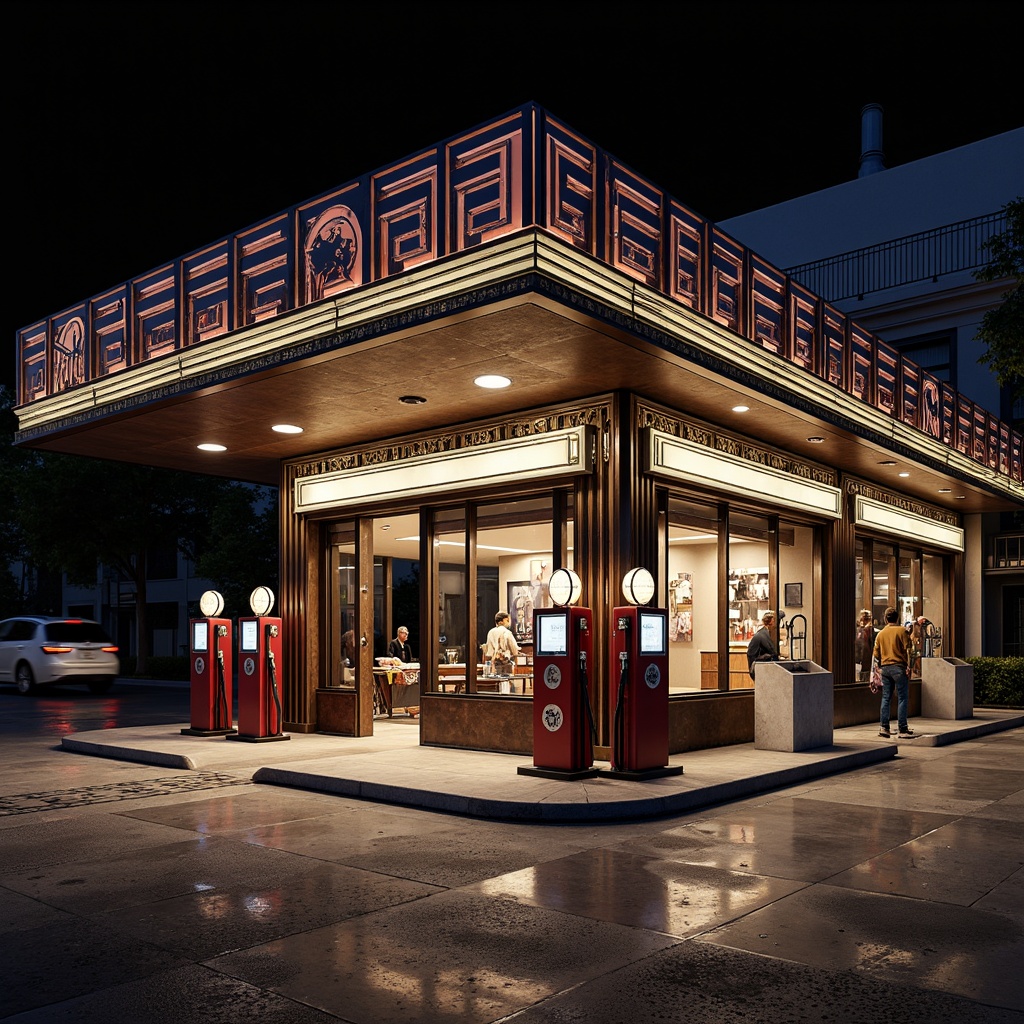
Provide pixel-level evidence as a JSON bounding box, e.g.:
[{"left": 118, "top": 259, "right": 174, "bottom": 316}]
[
  {"left": 240, "top": 619, "right": 259, "bottom": 653},
  {"left": 639, "top": 611, "right": 667, "bottom": 655},
  {"left": 192, "top": 621, "right": 209, "bottom": 652},
  {"left": 535, "top": 613, "right": 568, "bottom": 656}
]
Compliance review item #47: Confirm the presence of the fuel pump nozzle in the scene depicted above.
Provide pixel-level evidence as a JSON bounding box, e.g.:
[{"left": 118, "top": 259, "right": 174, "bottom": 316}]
[{"left": 612, "top": 619, "right": 630, "bottom": 772}]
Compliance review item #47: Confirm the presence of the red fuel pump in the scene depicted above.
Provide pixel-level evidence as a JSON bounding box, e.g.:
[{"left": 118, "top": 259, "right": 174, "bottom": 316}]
[
  {"left": 230, "top": 587, "right": 290, "bottom": 743},
  {"left": 606, "top": 569, "right": 682, "bottom": 779},
  {"left": 182, "top": 590, "right": 235, "bottom": 736},
  {"left": 518, "top": 570, "right": 598, "bottom": 780}
]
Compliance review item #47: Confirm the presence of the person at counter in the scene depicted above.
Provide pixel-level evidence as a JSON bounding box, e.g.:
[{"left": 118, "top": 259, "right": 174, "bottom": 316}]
[
  {"left": 484, "top": 610, "right": 520, "bottom": 676},
  {"left": 746, "top": 610, "right": 778, "bottom": 680},
  {"left": 387, "top": 626, "right": 414, "bottom": 664}
]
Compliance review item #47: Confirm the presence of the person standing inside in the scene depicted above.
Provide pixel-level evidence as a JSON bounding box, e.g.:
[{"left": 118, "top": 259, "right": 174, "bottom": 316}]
[
  {"left": 855, "top": 609, "right": 874, "bottom": 681},
  {"left": 485, "top": 610, "right": 520, "bottom": 676},
  {"left": 746, "top": 610, "right": 778, "bottom": 680},
  {"left": 873, "top": 606, "right": 916, "bottom": 739}
]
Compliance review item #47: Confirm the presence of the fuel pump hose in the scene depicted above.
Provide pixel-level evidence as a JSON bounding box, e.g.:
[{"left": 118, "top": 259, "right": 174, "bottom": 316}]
[{"left": 612, "top": 652, "right": 629, "bottom": 772}]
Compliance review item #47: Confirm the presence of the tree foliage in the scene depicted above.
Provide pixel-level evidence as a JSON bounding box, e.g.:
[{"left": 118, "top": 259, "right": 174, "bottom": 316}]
[
  {"left": 974, "top": 197, "right": 1024, "bottom": 404},
  {"left": 3, "top": 385, "right": 279, "bottom": 672},
  {"left": 193, "top": 485, "right": 279, "bottom": 620}
]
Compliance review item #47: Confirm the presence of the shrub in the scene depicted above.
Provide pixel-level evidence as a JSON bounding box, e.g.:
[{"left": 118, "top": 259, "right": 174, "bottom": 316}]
[{"left": 966, "top": 657, "right": 1024, "bottom": 708}]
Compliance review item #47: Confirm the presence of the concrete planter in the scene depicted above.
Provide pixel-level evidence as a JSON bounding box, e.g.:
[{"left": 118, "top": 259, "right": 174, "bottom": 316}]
[
  {"left": 754, "top": 660, "right": 833, "bottom": 752},
  {"left": 921, "top": 657, "right": 973, "bottom": 720}
]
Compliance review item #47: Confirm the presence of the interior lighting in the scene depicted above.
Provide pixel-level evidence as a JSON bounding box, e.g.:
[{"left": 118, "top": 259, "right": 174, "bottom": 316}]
[
  {"left": 474, "top": 375, "right": 511, "bottom": 389},
  {"left": 399, "top": 395, "right": 427, "bottom": 405},
  {"left": 806, "top": 436, "right": 826, "bottom": 443},
  {"left": 197, "top": 443, "right": 227, "bottom": 452},
  {"left": 898, "top": 471, "right": 910, "bottom": 478},
  {"left": 878, "top": 460, "right": 896, "bottom": 466},
  {"left": 938, "top": 487, "right": 952, "bottom": 493},
  {"left": 272, "top": 424, "right": 303, "bottom": 434},
  {"left": 731, "top": 405, "right": 749, "bottom": 413}
]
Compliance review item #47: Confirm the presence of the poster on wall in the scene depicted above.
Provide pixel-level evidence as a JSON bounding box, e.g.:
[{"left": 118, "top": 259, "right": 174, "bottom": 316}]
[
  {"left": 728, "top": 567, "right": 769, "bottom": 641},
  {"left": 530, "top": 559, "right": 551, "bottom": 611},
  {"left": 508, "top": 582, "right": 534, "bottom": 643},
  {"left": 669, "top": 572, "right": 693, "bottom": 642}
]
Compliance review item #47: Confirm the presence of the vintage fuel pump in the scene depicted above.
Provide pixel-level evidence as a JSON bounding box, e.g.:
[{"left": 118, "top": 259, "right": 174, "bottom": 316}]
[
  {"left": 182, "top": 590, "right": 236, "bottom": 736},
  {"left": 518, "top": 569, "right": 599, "bottom": 780},
  {"left": 605, "top": 568, "right": 682, "bottom": 779},
  {"left": 228, "top": 586, "right": 290, "bottom": 743}
]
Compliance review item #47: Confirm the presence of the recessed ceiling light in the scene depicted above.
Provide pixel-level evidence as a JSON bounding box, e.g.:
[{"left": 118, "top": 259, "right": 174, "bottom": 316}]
[
  {"left": 474, "top": 375, "right": 511, "bottom": 389},
  {"left": 197, "top": 443, "right": 227, "bottom": 452},
  {"left": 898, "top": 471, "right": 910, "bottom": 478},
  {"left": 399, "top": 395, "right": 427, "bottom": 405},
  {"left": 732, "top": 405, "right": 749, "bottom": 413},
  {"left": 806, "top": 436, "right": 825, "bottom": 443},
  {"left": 272, "top": 424, "right": 303, "bottom": 434},
  {"left": 878, "top": 461, "right": 897, "bottom": 466},
  {"left": 938, "top": 487, "right": 952, "bottom": 493},
  {"left": 955, "top": 495, "right": 967, "bottom": 500}
]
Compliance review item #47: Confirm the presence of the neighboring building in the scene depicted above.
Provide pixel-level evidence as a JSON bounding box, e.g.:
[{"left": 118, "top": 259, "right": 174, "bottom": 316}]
[
  {"left": 13, "top": 103, "right": 1022, "bottom": 754},
  {"left": 720, "top": 110, "right": 1024, "bottom": 657},
  {"left": 62, "top": 549, "right": 215, "bottom": 660}
]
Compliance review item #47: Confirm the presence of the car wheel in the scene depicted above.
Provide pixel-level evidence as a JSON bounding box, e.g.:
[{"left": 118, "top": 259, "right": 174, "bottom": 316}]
[
  {"left": 15, "top": 663, "right": 37, "bottom": 695},
  {"left": 88, "top": 677, "right": 114, "bottom": 694}
]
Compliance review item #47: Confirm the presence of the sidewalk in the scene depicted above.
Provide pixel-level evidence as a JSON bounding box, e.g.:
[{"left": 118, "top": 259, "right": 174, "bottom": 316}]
[{"left": 61, "top": 707, "right": 1024, "bottom": 823}]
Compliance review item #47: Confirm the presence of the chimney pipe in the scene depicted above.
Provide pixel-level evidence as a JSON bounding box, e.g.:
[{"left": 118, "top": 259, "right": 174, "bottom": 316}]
[{"left": 859, "top": 103, "right": 885, "bottom": 177}]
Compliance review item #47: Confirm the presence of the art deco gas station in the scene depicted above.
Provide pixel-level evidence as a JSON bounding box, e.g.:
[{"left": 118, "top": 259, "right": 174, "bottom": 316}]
[{"left": 14, "top": 103, "right": 1023, "bottom": 761}]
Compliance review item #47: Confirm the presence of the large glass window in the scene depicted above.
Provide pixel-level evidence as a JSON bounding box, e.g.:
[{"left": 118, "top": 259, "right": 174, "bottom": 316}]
[
  {"left": 328, "top": 522, "right": 356, "bottom": 688},
  {"left": 778, "top": 521, "right": 814, "bottom": 661},
  {"left": 666, "top": 498, "right": 719, "bottom": 692},
  {"left": 855, "top": 537, "right": 948, "bottom": 681},
  {"left": 666, "top": 497, "right": 820, "bottom": 691}
]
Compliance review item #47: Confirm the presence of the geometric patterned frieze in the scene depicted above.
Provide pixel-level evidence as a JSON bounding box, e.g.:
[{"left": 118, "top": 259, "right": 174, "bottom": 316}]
[
  {"left": 449, "top": 115, "right": 523, "bottom": 252},
  {"left": 544, "top": 119, "right": 596, "bottom": 253},
  {"left": 373, "top": 157, "right": 437, "bottom": 278}
]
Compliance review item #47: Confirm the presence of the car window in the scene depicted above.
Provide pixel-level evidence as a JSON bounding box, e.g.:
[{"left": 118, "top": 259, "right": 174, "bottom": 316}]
[
  {"left": 3, "top": 620, "right": 38, "bottom": 642},
  {"left": 43, "top": 621, "right": 113, "bottom": 644}
]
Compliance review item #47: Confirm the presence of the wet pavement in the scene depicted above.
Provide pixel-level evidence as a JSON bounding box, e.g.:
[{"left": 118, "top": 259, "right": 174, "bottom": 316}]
[{"left": 0, "top": 705, "right": 1021, "bottom": 1022}]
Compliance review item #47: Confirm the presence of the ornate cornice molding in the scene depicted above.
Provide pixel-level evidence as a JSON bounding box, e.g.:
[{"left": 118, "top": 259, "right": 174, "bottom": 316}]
[
  {"left": 289, "top": 398, "right": 611, "bottom": 481},
  {"left": 843, "top": 476, "right": 958, "bottom": 527},
  {"left": 635, "top": 401, "right": 838, "bottom": 488}
]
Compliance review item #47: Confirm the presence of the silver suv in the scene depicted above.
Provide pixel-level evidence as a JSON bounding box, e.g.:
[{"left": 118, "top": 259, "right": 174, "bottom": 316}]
[{"left": 0, "top": 616, "right": 120, "bottom": 695}]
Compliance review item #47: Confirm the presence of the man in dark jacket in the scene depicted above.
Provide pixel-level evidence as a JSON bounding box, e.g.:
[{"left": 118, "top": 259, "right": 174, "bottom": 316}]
[{"left": 746, "top": 610, "right": 778, "bottom": 680}]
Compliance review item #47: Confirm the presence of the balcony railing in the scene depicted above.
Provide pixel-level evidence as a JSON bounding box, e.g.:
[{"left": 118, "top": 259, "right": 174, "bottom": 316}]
[{"left": 787, "top": 212, "right": 1008, "bottom": 303}]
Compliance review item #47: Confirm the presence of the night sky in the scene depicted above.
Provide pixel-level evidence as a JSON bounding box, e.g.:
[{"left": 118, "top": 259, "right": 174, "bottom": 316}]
[{"left": 7, "top": 1, "right": 1023, "bottom": 392}]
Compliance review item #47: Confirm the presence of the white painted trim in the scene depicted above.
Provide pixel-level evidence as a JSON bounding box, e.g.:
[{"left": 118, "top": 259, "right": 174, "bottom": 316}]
[
  {"left": 294, "top": 425, "right": 595, "bottom": 513},
  {"left": 854, "top": 495, "right": 964, "bottom": 552},
  {"left": 647, "top": 428, "right": 842, "bottom": 519}
]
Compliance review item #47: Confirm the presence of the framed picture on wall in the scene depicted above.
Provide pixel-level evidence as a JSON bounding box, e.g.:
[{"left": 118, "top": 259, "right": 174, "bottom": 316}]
[
  {"left": 669, "top": 571, "right": 693, "bottom": 642},
  {"left": 785, "top": 582, "right": 803, "bottom": 608},
  {"left": 507, "top": 582, "right": 534, "bottom": 643}
]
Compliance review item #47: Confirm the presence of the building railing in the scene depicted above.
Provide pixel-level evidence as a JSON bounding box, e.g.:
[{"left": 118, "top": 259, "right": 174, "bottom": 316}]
[
  {"left": 14, "top": 103, "right": 1022, "bottom": 485},
  {"left": 787, "top": 212, "right": 1008, "bottom": 302}
]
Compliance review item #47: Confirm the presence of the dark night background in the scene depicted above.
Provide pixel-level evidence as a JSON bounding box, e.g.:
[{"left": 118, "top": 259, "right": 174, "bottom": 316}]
[{"left": 7, "top": 1, "right": 1023, "bottom": 395}]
